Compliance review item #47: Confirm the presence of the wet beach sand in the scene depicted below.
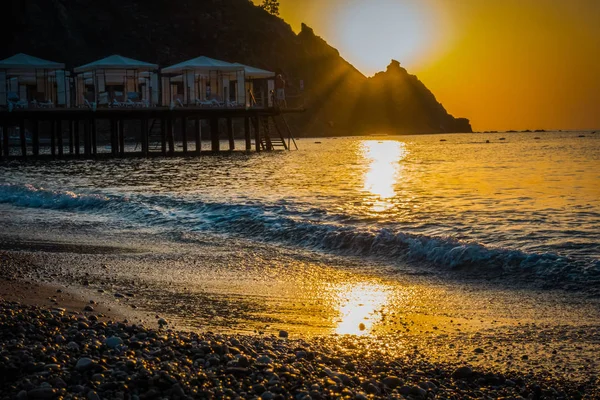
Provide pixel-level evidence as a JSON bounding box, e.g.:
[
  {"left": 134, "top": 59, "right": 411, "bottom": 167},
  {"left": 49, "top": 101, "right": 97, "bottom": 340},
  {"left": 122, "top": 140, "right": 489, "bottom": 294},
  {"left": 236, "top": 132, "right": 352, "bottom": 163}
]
[{"left": 1, "top": 220, "right": 599, "bottom": 399}]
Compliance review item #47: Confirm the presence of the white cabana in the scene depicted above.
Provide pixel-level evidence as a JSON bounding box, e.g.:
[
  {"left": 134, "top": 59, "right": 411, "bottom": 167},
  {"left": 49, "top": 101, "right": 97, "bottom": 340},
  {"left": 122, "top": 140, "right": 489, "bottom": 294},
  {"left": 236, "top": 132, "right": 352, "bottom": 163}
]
[
  {"left": 230, "top": 63, "right": 276, "bottom": 107},
  {"left": 162, "top": 56, "right": 244, "bottom": 107},
  {"left": 0, "top": 53, "right": 68, "bottom": 108},
  {"left": 73, "top": 55, "right": 159, "bottom": 107}
]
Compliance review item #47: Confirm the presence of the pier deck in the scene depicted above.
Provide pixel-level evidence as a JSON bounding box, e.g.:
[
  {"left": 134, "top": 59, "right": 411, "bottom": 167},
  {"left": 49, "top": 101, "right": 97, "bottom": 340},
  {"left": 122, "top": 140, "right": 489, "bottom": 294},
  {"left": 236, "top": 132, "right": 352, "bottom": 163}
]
[{"left": 0, "top": 107, "right": 302, "bottom": 160}]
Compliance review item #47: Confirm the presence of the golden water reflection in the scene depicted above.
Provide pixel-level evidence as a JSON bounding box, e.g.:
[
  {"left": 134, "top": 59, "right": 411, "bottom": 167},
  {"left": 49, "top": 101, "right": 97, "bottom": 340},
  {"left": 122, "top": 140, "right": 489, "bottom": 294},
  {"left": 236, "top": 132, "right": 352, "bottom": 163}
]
[
  {"left": 334, "top": 282, "right": 391, "bottom": 335},
  {"left": 362, "top": 140, "right": 407, "bottom": 212}
]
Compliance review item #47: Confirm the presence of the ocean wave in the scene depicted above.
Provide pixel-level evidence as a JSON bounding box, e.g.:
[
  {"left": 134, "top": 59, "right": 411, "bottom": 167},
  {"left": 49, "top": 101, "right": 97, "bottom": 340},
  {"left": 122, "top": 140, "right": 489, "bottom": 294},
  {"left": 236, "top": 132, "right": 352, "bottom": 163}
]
[{"left": 1, "top": 183, "right": 598, "bottom": 283}]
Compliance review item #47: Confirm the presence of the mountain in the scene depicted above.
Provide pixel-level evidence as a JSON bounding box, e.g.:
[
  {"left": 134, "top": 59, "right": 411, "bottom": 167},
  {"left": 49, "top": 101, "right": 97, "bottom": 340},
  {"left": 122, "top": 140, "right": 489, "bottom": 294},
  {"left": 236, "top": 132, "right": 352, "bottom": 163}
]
[{"left": 1, "top": 0, "right": 472, "bottom": 136}]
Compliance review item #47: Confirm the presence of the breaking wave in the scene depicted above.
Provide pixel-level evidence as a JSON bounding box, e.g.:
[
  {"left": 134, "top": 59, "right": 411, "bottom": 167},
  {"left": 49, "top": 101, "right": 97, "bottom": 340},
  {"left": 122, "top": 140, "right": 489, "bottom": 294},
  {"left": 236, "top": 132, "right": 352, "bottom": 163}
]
[{"left": 1, "top": 183, "right": 598, "bottom": 283}]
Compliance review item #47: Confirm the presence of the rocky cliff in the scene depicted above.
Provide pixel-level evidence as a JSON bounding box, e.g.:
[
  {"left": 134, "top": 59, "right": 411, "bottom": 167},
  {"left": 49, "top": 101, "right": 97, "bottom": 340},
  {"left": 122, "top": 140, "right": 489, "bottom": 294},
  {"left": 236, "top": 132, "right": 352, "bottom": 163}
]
[{"left": 1, "top": 0, "right": 472, "bottom": 135}]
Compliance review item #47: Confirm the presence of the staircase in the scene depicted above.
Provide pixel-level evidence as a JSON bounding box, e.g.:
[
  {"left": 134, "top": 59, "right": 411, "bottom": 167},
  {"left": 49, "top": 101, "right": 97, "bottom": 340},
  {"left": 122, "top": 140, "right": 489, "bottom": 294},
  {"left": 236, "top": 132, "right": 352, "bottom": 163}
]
[
  {"left": 257, "top": 115, "right": 297, "bottom": 151},
  {"left": 147, "top": 119, "right": 163, "bottom": 151}
]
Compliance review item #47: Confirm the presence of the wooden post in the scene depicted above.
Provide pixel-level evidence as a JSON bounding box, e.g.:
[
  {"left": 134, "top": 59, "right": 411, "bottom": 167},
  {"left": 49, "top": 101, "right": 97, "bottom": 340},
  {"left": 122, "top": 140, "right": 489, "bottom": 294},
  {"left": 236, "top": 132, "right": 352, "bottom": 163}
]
[
  {"left": 74, "top": 120, "right": 80, "bottom": 156},
  {"left": 227, "top": 117, "right": 235, "bottom": 151},
  {"left": 210, "top": 118, "right": 219, "bottom": 152},
  {"left": 195, "top": 118, "right": 201, "bottom": 155},
  {"left": 244, "top": 117, "right": 251, "bottom": 151},
  {"left": 141, "top": 118, "right": 148, "bottom": 156},
  {"left": 20, "top": 119, "right": 26, "bottom": 158},
  {"left": 167, "top": 117, "right": 174, "bottom": 156},
  {"left": 69, "top": 120, "right": 74, "bottom": 154},
  {"left": 119, "top": 119, "right": 125, "bottom": 156},
  {"left": 57, "top": 119, "right": 63, "bottom": 156},
  {"left": 83, "top": 120, "right": 90, "bottom": 157},
  {"left": 32, "top": 120, "right": 40, "bottom": 157},
  {"left": 182, "top": 117, "right": 188, "bottom": 154},
  {"left": 0, "top": 119, "right": 6, "bottom": 158},
  {"left": 50, "top": 119, "right": 56, "bottom": 156},
  {"left": 161, "top": 119, "right": 167, "bottom": 156},
  {"left": 91, "top": 118, "right": 97, "bottom": 155},
  {"left": 111, "top": 119, "right": 118, "bottom": 156},
  {"left": 252, "top": 116, "right": 261, "bottom": 152}
]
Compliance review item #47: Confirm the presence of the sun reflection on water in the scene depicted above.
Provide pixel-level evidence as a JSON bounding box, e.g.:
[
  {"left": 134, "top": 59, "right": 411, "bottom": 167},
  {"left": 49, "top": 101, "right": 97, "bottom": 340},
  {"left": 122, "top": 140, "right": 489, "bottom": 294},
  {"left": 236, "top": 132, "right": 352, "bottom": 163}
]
[
  {"left": 334, "top": 282, "right": 391, "bottom": 335},
  {"left": 362, "top": 140, "right": 407, "bottom": 212}
]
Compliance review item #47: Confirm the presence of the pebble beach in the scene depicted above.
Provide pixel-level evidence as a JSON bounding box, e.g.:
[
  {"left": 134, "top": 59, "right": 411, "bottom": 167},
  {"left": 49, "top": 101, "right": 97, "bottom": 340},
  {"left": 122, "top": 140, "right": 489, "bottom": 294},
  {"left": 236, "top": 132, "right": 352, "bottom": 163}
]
[{"left": 2, "top": 299, "right": 598, "bottom": 400}]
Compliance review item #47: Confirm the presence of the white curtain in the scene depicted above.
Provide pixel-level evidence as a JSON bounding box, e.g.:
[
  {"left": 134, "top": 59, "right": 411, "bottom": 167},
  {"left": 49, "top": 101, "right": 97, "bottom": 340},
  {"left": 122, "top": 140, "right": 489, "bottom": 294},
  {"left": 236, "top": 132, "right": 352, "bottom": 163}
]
[{"left": 56, "top": 70, "right": 66, "bottom": 105}]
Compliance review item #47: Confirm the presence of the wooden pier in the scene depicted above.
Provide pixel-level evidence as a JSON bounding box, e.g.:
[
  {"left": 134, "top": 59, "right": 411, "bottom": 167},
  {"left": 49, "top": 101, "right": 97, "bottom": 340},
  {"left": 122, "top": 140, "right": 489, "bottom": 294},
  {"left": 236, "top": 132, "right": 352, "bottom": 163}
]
[{"left": 0, "top": 107, "right": 300, "bottom": 160}]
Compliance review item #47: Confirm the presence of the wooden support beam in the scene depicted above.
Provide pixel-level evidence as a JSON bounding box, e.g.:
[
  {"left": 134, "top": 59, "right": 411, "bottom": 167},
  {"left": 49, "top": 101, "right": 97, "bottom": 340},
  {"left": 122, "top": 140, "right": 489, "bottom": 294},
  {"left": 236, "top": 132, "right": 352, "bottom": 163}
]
[
  {"left": 119, "top": 119, "right": 125, "bottom": 156},
  {"left": 167, "top": 117, "right": 174, "bottom": 156},
  {"left": 1, "top": 119, "right": 7, "bottom": 157},
  {"left": 74, "top": 120, "right": 80, "bottom": 156},
  {"left": 252, "top": 116, "right": 261, "bottom": 152},
  {"left": 83, "top": 120, "right": 90, "bottom": 157},
  {"left": 32, "top": 120, "right": 40, "bottom": 157},
  {"left": 141, "top": 118, "right": 148, "bottom": 156},
  {"left": 227, "top": 117, "right": 234, "bottom": 151},
  {"left": 57, "top": 120, "right": 63, "bottom": 156},
  {"left": 91, "top": 119, "right": 97, "bottom": 155},
  {"left": 69, "top": 120, "right": 74, "bottom": 154},
  {"left": 161, "top": 119, "right": 167, "bottom": 156},
  {"left": 110, "top": 119, "right": 117, "bottom": 156},
  {"left": 210, "top": 118, "right": 220, "bottom": 152},
  {"left": 195, "top": 118, "right": 201, "bottom": 155},
  {"left": 182, "top": 117, "right": 188, "bottom": 154},
  {"left": 244, "top": 117, "right": 251, "bottom": 151},
  {"left": 20, "top": 119, "right": 26, "bottom": 158},
  {"left": 50, "top": 120, "right": 56, "bottom": 156}
]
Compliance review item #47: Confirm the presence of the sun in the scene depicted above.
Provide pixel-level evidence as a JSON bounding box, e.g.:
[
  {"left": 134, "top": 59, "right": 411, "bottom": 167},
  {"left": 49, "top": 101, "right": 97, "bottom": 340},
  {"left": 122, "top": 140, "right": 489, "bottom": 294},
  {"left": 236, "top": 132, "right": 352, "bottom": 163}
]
[{"left": 332, "top": 0, "right": 444, "bottom": 75}]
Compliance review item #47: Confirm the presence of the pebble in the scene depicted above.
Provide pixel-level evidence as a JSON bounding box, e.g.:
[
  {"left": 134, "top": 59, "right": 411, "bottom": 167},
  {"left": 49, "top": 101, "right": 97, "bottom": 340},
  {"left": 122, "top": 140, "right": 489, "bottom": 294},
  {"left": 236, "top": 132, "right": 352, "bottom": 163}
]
[
  {"left": 75, "top": 357, "right": 95, "bottom": 371},
  {"left": 452, "top": 366, "right": 473, "bottom": 379},
  {"left": 279, "top": 330, "right": 289, "bottom": 338},
  {"left": 0, "top": 301, "right": 595, "bottom": 399},
  {"left": 104, "top": 336, "right": 124, "bottom": 349}
]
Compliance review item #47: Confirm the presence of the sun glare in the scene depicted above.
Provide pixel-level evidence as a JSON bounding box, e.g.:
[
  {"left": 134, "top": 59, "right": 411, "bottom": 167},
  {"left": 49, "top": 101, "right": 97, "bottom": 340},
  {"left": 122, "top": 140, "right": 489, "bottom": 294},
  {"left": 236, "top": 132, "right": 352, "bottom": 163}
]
[
  {"left": 362, "top": 140, "right": 406, "bottom": 212},
  {"left": 333, "top": 0, "right": 442, "bottom": 74},
  {"left": 335, "top": 282, "right": 391, "bottom": 335}
]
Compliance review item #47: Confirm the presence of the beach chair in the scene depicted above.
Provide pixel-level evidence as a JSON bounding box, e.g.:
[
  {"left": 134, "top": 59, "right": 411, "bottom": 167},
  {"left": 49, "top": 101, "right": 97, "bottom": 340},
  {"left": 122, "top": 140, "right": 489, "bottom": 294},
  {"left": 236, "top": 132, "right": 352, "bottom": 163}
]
[
  {"left": 98, "top": 92, "right": 110, "bottom": 106},
  {"left": 195, "top": 98, "right": 214, "bottom": 107},
  {"left": 38, "top": 100, "right": 54, "bottom": 108}
]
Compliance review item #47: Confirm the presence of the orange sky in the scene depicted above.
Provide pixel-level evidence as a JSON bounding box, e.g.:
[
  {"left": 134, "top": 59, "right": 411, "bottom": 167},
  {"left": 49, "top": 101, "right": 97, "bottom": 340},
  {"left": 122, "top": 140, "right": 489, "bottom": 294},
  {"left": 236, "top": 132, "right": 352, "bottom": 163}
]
[{"left": 254, "top": 0, "right": 600, "bottom": 131}]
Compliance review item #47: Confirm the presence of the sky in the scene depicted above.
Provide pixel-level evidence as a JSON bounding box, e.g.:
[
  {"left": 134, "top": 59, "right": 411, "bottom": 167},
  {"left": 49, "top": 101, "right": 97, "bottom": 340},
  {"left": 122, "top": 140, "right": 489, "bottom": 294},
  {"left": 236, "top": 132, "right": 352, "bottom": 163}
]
[{"left": 254, "top": 0, "right": 600, "bottom": 131}]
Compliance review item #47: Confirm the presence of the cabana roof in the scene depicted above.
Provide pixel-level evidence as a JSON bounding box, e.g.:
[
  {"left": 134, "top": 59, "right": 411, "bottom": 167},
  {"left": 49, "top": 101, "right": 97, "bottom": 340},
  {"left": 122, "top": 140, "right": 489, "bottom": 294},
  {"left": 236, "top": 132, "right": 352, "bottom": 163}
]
[
  {"left": 232, "top": 63, "right": 275, "bottom": 79},
  {"left": 74, "top": 55, "right": 158, "bottom": 73},
  {"left": 0, "top": 53, "right": 65, "bottom": 70},
  {"left": 162, "top": 56, "right": 242, "bottom": 74}
]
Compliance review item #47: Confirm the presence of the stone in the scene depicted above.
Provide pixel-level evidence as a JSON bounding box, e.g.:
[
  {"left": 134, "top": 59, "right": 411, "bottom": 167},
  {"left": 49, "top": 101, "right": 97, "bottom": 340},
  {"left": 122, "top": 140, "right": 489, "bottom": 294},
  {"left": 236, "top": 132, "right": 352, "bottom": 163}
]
[
  {"left": 104, "top": 336, "right": 124, "bottom": 349},
  {"left": 27, "top": 388, "right": 58, "bottom": 399},
  {"left": 278, "top": 330, "right": 289, "bottom": 338},
  {"left": 382, "top": 376, "right": 402, "bottom": 388},
  {"left": 256, "top": 355, "right": 273, "bottom": 365},
  {"left": 84, "top": 305, "right": 94, "bottom": 312},
  {"left": 452, "top": 366, "right": 473, "bottom": 380},
  {"left": 75, "top": 357, "right": 95, "bottom": 371},
  {"left": 87, "top": 391, "right": 101, "bottom": 400}
]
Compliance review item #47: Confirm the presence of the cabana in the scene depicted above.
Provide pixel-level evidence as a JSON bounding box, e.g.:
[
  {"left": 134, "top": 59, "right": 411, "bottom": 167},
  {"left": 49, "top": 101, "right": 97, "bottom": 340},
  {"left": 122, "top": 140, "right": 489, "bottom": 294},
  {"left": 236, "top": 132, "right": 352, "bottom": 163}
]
[
  {"left": 73, "top": 55, "right": 159, "bottom": 108},
  {"left": 0, "top": 53, "right": 68, "bottom": 109},
  {"left": 230, "top": 63, "right": 275, "bottom": 108},
  {"left": 161, "top": 56, "right": 244, "bottom": 107}
]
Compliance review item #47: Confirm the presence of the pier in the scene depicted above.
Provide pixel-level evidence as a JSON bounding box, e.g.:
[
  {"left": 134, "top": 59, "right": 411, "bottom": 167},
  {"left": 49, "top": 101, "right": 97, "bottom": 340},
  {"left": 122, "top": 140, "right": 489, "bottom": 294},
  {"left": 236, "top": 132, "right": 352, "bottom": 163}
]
[{"left": 0, "top": 107, "right": 300, "bottom": 160}]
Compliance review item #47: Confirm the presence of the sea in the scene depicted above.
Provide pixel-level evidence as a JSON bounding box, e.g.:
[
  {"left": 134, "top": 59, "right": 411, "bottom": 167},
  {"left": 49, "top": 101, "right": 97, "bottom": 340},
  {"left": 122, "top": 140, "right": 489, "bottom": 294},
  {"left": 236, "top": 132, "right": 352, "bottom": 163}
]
[{"left": 1, "top": 131, "right": 599, "bottom": 288}]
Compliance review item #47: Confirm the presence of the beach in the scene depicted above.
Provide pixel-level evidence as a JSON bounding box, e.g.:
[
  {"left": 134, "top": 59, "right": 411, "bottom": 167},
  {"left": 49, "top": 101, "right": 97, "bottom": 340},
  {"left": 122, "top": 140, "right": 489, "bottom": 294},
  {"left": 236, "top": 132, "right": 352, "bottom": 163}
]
[{"left": 1, "top": 133, "right": 599, "bottom": 398}]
